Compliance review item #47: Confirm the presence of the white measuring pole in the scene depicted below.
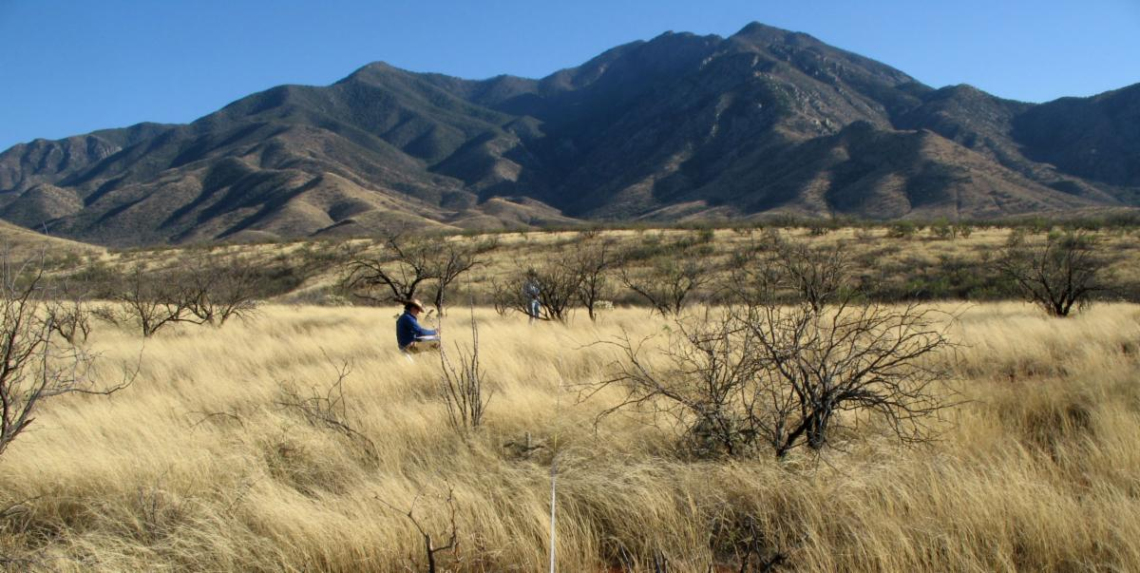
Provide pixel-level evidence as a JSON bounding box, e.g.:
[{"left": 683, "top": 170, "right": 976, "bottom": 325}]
[{"left": 549, "top": 457, "right": 558, "bottom": 573}]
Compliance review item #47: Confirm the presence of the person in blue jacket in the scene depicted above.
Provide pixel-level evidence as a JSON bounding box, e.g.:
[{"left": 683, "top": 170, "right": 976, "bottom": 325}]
[{"left": 396, "top": 299, "right": 439, "bottom": 352}]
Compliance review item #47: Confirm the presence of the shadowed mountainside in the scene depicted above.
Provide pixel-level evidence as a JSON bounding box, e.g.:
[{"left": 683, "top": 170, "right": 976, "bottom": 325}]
[{"left": 2, "top": 22, "right": 1138, "bottom": 246}]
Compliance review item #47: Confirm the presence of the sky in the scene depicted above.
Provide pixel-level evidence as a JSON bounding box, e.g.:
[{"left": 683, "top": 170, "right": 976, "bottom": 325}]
[{"left": 1, "top": 0, "right": 1139, "bottom": 150}]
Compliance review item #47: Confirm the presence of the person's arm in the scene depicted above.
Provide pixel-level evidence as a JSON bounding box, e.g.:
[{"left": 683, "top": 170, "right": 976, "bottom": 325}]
[{"left": 411, "top": 318, "right": 437, "bottom": 338}]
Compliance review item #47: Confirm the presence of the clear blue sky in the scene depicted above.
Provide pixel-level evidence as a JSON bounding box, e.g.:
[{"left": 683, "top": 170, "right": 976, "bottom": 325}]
[{"left": 2, "top": 0, "right": 1138, "bottom": 150}]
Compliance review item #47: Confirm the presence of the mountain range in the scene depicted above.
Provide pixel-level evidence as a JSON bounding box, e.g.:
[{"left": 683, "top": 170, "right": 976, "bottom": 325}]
[{"left": 2, "top": 22, "right": 1138, "bottom": 246}]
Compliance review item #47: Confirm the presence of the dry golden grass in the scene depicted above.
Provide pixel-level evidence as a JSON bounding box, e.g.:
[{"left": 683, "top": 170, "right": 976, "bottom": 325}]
[
  {"left": 0, "top": 221, "right": 103, "bottom": 260},
  {"left": 2, "top": 301, "right": 1139, "bottom": 571}
]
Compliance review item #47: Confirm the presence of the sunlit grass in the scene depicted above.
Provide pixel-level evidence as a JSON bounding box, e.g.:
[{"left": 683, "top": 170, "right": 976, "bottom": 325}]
[{"left": 1, "top": 301, "right": 1138, "bottom": 570}]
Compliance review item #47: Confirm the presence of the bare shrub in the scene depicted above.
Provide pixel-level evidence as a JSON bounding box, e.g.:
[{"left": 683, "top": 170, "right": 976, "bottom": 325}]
[
  {"left": 1, "top": 257, "right": 133, "bottom": 459},
  {"left": 489, "top": 277, "right": 513, "bottom": 317},
  {"left": 772, "top": 237, "right": 851, "bottom": 312},
  {"left": 621, "top": 259, "right": 710, "bottom": 317},
  {"left": 425, "top": 241, "right": 480, "bottom": 316},
  {"left": 439, "top": 310, "right": 493, "bottom": 435},
  {"left": 44, "top": 278, "right": 95, "bottom": 345},
  {"left": 589, "top": 314, "right": 759, "bottom": 458},
  {"left": 181, "top": 253, "right": 262, "bottom": 326},
  {"left": 595, "top": 240, "right": 954, "bottom": 460},
  {"left": 342, "top": 231, "right": 481, "bottom": 315},
  {"left": 342, "top": 231, "right": 437, "bottom": 305},
  {"left": 725, "top": 234, "right": 851, "bottom": 311},
  {"left": 45, "top": 300, "right": 93, "bottom": 345},
  {"left": 593, "top": 300, "right": 953, "bottom": 459},
  {"left": 570, "top": 240, "right": 618, "bottom": 321},
  {"left": 995, "top": 230, "right": 1106, "bottom": 317},
  {"left": 116, "top": 265, "right": 196, "bottom": 337},
  {"left": 107, "top": 254, "right": 262, "bottom": 336},
  {"left": 378, "top": 488, "right": 459, "bottom": 573},
  {"left": 275, "top": 354, "right": 377, "bottom": 462},
  {"left": 740, "top": 300, "right": 954, "bottom": 457}
]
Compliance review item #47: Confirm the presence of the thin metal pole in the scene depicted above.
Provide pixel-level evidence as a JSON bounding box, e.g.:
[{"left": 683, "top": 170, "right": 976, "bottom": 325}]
[{"left": 549, "top": 458, "right": 558, "bottom": 573}]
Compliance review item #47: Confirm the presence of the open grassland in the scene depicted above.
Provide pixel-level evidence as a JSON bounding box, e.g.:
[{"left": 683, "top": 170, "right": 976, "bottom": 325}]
[{"left": 2, "top": 303, "right": 1139, "bottom": 571}]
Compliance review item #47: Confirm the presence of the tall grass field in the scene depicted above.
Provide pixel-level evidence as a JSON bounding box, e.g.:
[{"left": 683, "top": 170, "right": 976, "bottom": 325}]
[{"left": 2, "top": 301, "right": 1139, "bottom": 571}]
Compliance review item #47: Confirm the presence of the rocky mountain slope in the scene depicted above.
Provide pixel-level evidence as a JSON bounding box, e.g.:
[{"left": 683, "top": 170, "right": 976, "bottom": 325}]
[{"left": 2, "top": 22, "right": 1137, "bottom": 246}]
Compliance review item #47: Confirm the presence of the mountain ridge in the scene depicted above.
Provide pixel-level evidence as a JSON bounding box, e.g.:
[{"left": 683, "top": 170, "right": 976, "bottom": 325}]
[{"left": 2, "top": 22, "right": 1137, "bottom": 246}]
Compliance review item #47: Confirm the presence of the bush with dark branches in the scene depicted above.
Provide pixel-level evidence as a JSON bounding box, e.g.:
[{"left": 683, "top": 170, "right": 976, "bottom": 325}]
[
  {"left": 43, "top": 278, "right": 96, "bottom": 345},
  {"left": 591, "top": 241, "right": 955, "bottom": 459},
  {"left": 995, "top": 230, "right": 1107, "bottom": 317},
  {"left": 439, "top": 309, "right": 493, "bottom": 435},
  {"left": 341, "top": 231, "right": 481, "bottom": 315},
  {"left": 341, "top": 231, "right": 438, "bottom": 305},
  {"left": 1, "top": 256, "right": 133, "bottom": 459},
  {"left": 621, "top": 259, "right": 710, "bottom": 317},
  {"left": 726, "top": 233, "right": 851, "bottom": 310},
  {"left": 426, "top": 241, "right": 480, "bottom": 316},
  {"left": 180, "top": 253, "right": 263, "bottom": 326},
  {"left": 591, "top": 299, "right": 955, "bottom": 459},
  {"left": 115, "top": 265, "right": 197, "bottom": 337},
  {"left": 275, "top": 354, "right": 377, "bottom": 462},
  {"left": 570, "top": 240, "right": 618, "bottom": 322}
]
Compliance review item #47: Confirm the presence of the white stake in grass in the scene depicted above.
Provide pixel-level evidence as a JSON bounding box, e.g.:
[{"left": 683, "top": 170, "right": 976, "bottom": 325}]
[{"left": 549, "top": 457, "right": 558, "bottom": 573}]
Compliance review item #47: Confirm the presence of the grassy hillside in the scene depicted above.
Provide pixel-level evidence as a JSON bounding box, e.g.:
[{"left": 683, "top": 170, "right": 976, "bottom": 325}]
[
  {"left": 1, "top": 304, "right": 1138, "bottom": 570},
  {"left": 0, "top": 220, "right": 103, "bottom": 259}
]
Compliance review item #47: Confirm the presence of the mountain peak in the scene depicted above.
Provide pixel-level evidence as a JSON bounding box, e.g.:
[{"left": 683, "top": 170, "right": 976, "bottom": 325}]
[
  {"left": 338, "top": 61, "right": 403, "bottom": 84},
  {"left": 731, "top": 21, "right": 804, "bottom": 44}
]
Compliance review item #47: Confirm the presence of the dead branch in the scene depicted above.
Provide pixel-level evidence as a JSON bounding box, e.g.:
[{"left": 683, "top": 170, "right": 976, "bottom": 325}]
[
  {"left": 274, "top": 352, "right": 377, "bottom": 462},
  {"left": 377, "top": 488, "right": 460, "bottom": 573}
]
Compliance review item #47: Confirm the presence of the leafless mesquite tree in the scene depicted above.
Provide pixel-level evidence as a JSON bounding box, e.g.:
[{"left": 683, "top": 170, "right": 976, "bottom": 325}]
[
  {"left": 43, "top": 279, "right": 95, "bottom": 345},
  {"left": 570, "top": 240, "right": 618, "bottom": 322},
  {"left": 489, "top": 277, "right": 514, "bottom": 317},
  {"left": 491, "top": 258, "right": 583, "bottom": 322},
  {"left": 181, "top": 253, "right": 262, "bottom": 326},
  {"left": 592, "top": 242, "right": 954, "bottom": 459},
  {"left": 533, "top": 260, "right": 582, "bottom": 322},
  {"left": 995, "top": 230, "right": 1106, "bottom": 317},
  {"left": 342, "top": 232, "right": 480, "bottom": 314},
  {"left": 117, "top": 265, "right": 197, "bottom": 337},
  {"left": 426, "top": 242, "right": 480, "bottom": 316},
  {"left": 342, "top": 232, "right": 436, "bottom": 305},
  {"left": 771, "top": 238, "right": 851, "bottom": 312},
  {"left": 491, "top": 257, "right": 583, "bottom": 322},
  {"left": 0, "top": 258, "right": 133, "bottom": 459},
  {"left": 588, "top": 315, "right": 757, "bottom": 458},
  {"left": 110, "top": 255, "right": 263, "bottom": 336},
  {"left": 592, "top": 300, "right": 953, "bottom": 459},
  {"left": 726, "top": 233, "right": 850, "bottom": 311},
  {"left": 741, "top": 299, "right": 954, "bottom": 457},
  {"left": 621, "top": 259, "right": 710, "bottom": 317}
]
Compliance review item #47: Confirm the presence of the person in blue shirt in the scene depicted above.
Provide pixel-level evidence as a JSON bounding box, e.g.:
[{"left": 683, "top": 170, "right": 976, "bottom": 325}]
[{"left": 396, "top": 299, "right": 439, "bottom": 352}]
